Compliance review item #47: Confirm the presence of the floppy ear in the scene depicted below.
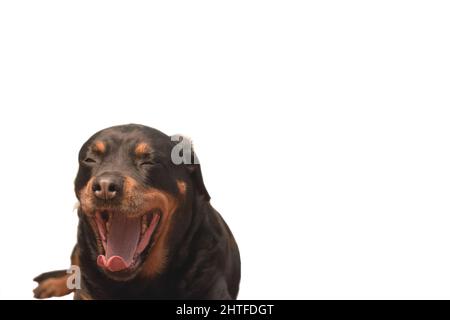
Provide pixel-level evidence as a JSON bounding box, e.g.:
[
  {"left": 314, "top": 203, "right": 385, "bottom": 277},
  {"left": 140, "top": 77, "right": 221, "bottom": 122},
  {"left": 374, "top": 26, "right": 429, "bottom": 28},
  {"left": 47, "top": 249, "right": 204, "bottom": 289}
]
[
  {"left": 186, "top": 161, "right": 210, "bottom": 201},
  {"left": 171, "top": 134, "right": 211, "bottom": 201}
]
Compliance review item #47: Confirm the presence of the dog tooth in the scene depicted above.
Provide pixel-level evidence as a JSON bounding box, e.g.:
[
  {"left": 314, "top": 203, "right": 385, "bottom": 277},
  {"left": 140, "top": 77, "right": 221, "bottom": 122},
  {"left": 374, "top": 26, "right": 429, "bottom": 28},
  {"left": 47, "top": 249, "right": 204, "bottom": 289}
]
[{"left": 141, "top": 215, "right": 148, "bottom": 234}]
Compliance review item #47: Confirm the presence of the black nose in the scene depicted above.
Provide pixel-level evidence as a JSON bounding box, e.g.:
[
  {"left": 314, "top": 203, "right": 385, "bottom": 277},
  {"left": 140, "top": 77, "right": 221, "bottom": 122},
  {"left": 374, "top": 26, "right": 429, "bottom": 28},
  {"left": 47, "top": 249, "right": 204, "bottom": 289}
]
[{"left": 92, "top": 174, "right": 123, "bottom": 200}]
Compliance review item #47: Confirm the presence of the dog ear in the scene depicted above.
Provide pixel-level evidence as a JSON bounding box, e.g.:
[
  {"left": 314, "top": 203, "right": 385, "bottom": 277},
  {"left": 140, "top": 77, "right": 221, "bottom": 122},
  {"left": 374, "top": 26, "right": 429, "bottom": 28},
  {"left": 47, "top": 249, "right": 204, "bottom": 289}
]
[
  {"left": 171, "top": 135, "right": 211, "bottom": 201},
  {"left": 186, "top": 161, "right": 210, "bottom": 201}
]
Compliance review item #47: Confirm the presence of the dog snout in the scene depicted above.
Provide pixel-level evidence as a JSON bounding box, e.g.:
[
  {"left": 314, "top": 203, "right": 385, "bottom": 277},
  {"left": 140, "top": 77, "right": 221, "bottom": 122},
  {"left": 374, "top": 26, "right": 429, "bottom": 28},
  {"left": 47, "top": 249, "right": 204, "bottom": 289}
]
[{"left": 92, "top": 174, "right": 124, "bottom": 200}]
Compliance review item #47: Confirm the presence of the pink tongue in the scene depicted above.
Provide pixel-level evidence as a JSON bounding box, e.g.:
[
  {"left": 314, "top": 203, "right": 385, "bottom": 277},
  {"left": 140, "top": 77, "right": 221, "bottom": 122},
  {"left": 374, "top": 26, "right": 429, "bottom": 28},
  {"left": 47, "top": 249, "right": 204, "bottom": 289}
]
[{"left": 97, "top": 214, "right": 141, "bottom": 272}]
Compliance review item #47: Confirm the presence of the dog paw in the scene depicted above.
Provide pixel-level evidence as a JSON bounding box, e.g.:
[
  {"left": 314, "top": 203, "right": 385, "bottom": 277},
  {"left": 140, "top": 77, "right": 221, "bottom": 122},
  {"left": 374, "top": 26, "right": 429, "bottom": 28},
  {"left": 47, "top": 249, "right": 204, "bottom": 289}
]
[{"left": 33, "top": 276, "right": 70, "bottom": 299}]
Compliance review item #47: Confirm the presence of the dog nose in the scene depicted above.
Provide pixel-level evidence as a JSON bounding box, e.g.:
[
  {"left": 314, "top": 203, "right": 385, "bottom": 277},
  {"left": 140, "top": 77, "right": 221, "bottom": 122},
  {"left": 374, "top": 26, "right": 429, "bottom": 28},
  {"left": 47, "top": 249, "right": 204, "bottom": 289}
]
[{"left": 92, "top": 175, "right": 123, "bottom": 200}]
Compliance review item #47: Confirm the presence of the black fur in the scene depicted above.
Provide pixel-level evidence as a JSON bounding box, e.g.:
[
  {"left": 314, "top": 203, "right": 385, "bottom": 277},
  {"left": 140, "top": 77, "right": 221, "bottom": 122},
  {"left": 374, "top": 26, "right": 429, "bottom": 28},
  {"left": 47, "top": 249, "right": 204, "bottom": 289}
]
[{"left": 34, "top": 124, "right": 240, "bottom": 299}]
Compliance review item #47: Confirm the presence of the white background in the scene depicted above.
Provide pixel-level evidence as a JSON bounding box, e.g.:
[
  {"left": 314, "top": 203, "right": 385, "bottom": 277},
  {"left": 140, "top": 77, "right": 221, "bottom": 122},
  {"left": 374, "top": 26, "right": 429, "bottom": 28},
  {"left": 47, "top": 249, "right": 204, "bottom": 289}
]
[{"left": 0, "top": 1, "right": 449, "bottom": 300}]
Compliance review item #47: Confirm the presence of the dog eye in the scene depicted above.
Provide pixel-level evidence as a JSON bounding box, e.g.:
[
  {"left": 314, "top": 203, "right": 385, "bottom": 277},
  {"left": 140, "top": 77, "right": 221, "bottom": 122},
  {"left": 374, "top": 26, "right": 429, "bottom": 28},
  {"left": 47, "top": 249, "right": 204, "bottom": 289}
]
[
  {"left": 140, "top": 158, "right": 161, "bottom": 167},
  {"left": 84, "top": 158, "right": 97, "bottom": 164},
  {"left": 140, "top": 161, "right": 154, "bottom": 167}
]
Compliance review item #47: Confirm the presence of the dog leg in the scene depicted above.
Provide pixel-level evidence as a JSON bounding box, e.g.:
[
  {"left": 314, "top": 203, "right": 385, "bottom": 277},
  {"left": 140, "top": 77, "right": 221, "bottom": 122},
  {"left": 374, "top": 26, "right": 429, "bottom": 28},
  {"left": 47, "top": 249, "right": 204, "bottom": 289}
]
[
  {"left": 33, "top": 270, "right": 73, "bottom": 298},
  {"left": 33, "top": 245, "right": 79, "bottom": 299}
]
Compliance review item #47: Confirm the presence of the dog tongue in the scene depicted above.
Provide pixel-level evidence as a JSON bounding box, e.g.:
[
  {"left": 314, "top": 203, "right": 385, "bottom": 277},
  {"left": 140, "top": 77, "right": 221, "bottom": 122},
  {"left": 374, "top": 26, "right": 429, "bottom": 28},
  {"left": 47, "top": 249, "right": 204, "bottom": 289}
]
[{"left": 97, "top": 214, "right": 141, "bottom": 272}]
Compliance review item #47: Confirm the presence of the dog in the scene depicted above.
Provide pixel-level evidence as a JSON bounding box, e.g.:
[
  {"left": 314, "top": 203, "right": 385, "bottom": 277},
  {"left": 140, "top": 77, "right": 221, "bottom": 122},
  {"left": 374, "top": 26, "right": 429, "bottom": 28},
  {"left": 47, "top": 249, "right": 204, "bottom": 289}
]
[{"left": 33, "top": 124, "right": 240, "bottom": 299}]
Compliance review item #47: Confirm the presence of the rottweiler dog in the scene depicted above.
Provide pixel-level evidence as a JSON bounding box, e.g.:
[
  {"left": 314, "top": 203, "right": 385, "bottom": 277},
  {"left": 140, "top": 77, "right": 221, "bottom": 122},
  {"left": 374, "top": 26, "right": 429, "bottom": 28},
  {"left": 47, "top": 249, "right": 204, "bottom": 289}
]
[{"left": 33, "top": 124, "right": 240, "bottom": 299}]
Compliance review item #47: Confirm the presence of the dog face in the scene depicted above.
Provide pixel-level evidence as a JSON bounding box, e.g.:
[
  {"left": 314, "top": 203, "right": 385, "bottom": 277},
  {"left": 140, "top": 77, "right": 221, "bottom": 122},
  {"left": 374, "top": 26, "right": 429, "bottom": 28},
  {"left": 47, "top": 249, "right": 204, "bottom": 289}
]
[{"left": 74, "top": 124, "right": 208, "bottom": 280}]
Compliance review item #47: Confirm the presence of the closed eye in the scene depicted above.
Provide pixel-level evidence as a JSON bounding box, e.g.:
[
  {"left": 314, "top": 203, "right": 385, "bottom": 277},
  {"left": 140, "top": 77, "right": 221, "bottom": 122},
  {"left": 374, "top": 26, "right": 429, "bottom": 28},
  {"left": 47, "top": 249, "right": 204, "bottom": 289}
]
[
  {"left": 140, "top": 161, "right": 155, "bottom": 166},
  {"left": 84, "top": 158, "right": 97, "bottom": 164},
  {"left": 138, "top": 152, "right": 164, "bottom": 168},
  {"left": 140, "top": 158, "right": 162, "bottom": 167}
]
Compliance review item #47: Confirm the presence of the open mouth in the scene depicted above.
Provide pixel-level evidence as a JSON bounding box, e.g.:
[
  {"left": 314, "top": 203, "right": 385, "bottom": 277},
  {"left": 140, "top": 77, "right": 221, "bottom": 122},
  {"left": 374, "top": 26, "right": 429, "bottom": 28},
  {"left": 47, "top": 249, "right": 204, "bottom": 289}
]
[{"left": 94, "top": 210, "right": 161, "bottom": 273}]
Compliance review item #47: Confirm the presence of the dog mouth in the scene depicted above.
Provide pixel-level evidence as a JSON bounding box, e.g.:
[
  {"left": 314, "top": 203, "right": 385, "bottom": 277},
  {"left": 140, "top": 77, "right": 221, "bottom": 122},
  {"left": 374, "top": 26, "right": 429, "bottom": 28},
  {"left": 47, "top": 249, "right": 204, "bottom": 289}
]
[{"left": 93, "top": 209, "right": 161, "bottom": 273}]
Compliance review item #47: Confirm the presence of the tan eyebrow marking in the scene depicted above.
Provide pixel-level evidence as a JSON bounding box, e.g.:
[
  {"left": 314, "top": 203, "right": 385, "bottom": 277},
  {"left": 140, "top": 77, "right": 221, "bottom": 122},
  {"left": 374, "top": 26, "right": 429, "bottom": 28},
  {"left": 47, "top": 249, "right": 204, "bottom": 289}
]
[
  {"left": 135, "top": 142, "right": 150, "bottom": 156},
  {"left": 93, "top": 141, "right": 106, "bottom": 153}
]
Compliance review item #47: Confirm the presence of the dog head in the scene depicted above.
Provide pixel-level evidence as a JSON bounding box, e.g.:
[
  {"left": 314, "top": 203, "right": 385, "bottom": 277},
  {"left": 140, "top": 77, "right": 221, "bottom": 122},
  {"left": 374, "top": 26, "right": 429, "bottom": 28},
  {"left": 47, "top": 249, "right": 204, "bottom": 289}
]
[{"left": 74, "top": 124, "right": 209, "bottom": 280}]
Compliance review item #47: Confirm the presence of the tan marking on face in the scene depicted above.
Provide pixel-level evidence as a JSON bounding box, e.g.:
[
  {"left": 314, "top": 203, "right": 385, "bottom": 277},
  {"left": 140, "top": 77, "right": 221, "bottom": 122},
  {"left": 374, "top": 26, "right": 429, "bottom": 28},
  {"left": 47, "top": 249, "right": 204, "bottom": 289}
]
[
  {"left": 86, "top": 214, "right": 105, "bottom": 255},
  {"left": 79, "top": 176, "right": 144, "bottom": 218},
  {"left": 177, "top": 180, "right": 187, "bottom": 195},
  {"left": 139, "top": 190, "right": 179, "bottom": 279},
  {"left": 135, "top": 142, "right": 150, "bottom": 156},
  {"left": 78, "top": 177, "right": 105, "bottom": 253},
  {"left": 93, "top": 141, "right": 106, "bottom": 153},
  {"left": 123, "top": 176, "right": 137, "bottom": 193},
  {"left": 78, "top": 178, "right": 96, "bottom": 215}
]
